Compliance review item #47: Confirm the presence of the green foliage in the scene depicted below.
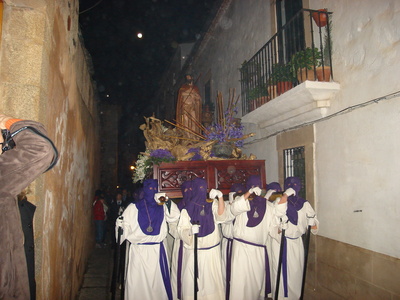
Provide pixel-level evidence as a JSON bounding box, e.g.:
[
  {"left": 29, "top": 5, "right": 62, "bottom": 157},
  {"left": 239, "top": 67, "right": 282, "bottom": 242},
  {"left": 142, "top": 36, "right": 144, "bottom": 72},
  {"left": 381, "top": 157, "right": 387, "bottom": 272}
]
[
  {"left": 240, "top": 59, "right": 269, "bottom": 100},
  {"left": 270, "top": 63, "right": 295, "bottom": 82},
  {"left": 248, "top": 83, "right": 268, "bottom": 100},
  {"left": 291, "top": 47, "right": 322, "bottom": 72},
  {"left": 323, "top": 19, "right": 333, "bottom": 66}
]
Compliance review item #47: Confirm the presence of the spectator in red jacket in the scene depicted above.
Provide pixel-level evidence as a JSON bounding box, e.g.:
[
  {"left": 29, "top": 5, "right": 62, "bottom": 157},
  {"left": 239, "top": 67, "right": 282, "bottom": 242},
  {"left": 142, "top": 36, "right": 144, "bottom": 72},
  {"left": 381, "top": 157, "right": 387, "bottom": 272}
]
[{"left": 93, "top": 196, "right": 108, "bottom": 248}]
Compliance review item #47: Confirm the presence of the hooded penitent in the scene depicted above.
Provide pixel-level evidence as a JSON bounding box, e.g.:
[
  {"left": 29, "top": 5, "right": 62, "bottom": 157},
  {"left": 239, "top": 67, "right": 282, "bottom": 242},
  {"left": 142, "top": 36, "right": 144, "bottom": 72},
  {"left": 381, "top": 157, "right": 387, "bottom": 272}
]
[
  {"left": 178, "top": 180, "right": 192, "bottom": 211},
  {"left": 245, "top": 175, "right": 266, "bottom": 227},
  {"left": 230, "top": 182, "right": 245, "bottom": 194},
  {"left": 136, "top": 179, "right": 164, "bottom": 235},
  {"left": 266, "top": 182, "right": 282, "bottom": 193},
  {"left": 284, "top": 176, "right": 306, "bottom": 225},
  {"left": 184, "top": 177, "right": 214, "bottom": 237}
]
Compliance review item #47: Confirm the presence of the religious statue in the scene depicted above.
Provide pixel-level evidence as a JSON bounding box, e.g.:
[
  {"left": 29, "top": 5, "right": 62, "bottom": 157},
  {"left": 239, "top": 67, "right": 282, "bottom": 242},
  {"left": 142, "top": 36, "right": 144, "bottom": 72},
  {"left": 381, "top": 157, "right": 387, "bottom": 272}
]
[{"left": 176, "top": 74, "right": 202, "bottom": 138}]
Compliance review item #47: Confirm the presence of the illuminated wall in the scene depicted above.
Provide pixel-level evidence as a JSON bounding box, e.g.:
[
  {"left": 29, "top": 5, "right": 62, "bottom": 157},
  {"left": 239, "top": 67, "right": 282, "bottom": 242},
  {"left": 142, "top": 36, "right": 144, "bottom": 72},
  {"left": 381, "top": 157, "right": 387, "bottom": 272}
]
[{"left": 0, "top": 0, "right": 100, "bottom": 299}]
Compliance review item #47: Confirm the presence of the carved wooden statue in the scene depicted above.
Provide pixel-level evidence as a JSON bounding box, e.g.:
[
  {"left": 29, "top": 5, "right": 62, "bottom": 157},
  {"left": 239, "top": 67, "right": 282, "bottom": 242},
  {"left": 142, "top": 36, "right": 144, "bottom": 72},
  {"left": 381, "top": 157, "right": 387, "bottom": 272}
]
[{"left": 176, "top": 74, "right": 202, "bottom": 138}]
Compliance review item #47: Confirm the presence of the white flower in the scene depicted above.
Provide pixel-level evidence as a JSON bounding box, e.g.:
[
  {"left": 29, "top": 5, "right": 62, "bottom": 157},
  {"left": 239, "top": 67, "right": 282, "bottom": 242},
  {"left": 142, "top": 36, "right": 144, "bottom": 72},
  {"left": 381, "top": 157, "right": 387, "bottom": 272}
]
[{"left": 132, "top": 152, "right": 151, "bottom": 183}]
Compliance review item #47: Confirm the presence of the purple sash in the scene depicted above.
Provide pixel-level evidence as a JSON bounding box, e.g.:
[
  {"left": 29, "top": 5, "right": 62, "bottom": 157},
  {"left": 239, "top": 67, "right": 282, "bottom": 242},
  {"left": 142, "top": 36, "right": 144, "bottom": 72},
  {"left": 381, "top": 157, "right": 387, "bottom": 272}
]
[
  {"left": 137, "top": 241, "right": 172, "bottom": 300},
  {"left": 233, "top": 238, "right": 271, "bottom": 297},
  {"left": 198, "top": 242, "right": 220, "bottom": 250}
]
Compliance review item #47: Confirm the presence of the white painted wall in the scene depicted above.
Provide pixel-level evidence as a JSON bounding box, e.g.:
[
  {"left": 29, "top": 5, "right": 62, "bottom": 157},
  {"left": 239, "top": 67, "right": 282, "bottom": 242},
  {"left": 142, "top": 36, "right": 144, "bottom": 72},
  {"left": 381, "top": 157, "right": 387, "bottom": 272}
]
[
  {"left": 244, "top": 137, "right": 279, "bottom": 183},
  {"left": 190, "top": 0, "right": 400, "bottom": 258},
  {"left": 192, "top": 0, "right": 278, "bottom": 180},
  {"left": 315, "top": 0, "right": 400, "bottom": 111},
  {"left": 193, "top": 0, "right": 272, "bottom": 115},
  {"left": 310, "top": 0, "right": 400, "bottom": 258},
  {"left": 315, "top": 97, "right": 400, "bottom": 258}
]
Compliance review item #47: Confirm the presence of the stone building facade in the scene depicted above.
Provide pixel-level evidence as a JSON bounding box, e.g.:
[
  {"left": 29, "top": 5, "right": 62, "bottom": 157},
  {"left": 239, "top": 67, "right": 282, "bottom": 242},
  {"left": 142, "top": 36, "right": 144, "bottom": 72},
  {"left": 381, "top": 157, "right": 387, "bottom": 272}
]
[{"left": 0, "top": 0, "right": 100, "bottom": 299}]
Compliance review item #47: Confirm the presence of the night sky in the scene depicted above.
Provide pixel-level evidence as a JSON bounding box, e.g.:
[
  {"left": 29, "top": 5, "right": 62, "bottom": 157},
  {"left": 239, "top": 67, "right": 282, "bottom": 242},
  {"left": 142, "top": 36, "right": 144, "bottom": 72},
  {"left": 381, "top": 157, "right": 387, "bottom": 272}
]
[
  {"left": 79, "top": 0, "right": 219, "bottom": 187},
  {"left": 79, "top": 0, "right": 218, "bottom": 111}
]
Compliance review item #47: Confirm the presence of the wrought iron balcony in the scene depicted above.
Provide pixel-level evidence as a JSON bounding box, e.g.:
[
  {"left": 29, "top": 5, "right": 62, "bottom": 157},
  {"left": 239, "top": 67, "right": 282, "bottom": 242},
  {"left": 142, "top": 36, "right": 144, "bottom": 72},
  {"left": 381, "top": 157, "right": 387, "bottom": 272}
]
[{"left": 240, "top": 8, "right": 333, "bottom": 115}]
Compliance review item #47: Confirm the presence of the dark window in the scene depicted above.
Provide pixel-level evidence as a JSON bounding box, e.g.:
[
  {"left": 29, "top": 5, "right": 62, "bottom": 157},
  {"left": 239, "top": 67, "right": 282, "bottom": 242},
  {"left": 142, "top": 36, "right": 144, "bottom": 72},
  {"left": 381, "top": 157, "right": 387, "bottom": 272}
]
[{"left": 276, "top": 0, "right": 305, "bottom": 63}]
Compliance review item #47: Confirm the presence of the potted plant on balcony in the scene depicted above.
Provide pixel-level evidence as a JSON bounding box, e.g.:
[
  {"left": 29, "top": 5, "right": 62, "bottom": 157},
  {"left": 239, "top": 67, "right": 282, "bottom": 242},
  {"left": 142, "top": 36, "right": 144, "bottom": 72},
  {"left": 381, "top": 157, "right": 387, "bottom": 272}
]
[
  {"left": 270, "top": 63, "right": 294, "bottom": 95},
  {"left": 290, "top": 47, "right": 322, "bottom": 83},
  {"left": 312, "top": 9, "right": 328, "bottom": 27},
  {"left": 291, "top": 46, "right": 332, "bottom": 82},
  {"left": 248, "top": 83, "right": 269, "bottom": 111}
]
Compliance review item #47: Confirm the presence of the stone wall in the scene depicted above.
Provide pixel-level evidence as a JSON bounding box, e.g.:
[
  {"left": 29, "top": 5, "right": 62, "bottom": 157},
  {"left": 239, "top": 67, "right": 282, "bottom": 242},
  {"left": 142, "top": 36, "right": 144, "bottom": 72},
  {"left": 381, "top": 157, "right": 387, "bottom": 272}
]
[
  {"left": 0, "top": 0, "right": 100, "bottom": 299},
  {"left": 99, "top": 103, "right": 119, "bottom": 192},
  {"left": 308, "top": 236, "right": 400, "bottom": 300}
]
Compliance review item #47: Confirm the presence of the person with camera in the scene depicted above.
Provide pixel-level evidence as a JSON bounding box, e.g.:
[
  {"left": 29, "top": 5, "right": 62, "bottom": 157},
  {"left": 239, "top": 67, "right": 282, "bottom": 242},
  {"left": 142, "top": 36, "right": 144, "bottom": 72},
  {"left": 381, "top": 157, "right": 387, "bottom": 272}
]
[{"left": 0, "top": 113, "right": 58, "bottom": 300}]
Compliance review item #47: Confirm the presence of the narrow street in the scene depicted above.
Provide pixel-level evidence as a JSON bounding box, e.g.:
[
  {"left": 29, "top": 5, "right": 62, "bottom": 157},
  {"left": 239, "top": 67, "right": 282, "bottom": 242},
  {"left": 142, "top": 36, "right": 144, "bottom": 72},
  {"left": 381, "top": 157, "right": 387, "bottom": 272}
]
[{"left": 76, "top": 245, "right": 120, "bottom": 300}]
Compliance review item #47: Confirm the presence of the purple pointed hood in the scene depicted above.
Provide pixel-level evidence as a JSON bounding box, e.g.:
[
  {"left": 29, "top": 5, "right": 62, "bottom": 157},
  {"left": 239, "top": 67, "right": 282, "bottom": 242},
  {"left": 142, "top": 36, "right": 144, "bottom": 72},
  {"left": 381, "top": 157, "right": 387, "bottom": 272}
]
[
  {"left": 245, "top": 175, "right": 266, "bottom": 227},
  {"left": 136, "top": 179, "right": 164, "bottom": 235},
  {"left": 178, "top": 180, "right": 192, "bottom": 211},
  {"left": 246, "top": 175, "right": 262, "bottom": 191},
  {"left": 267, "top": 182, "right": 282, "bottom": 192},
  {"left": 184, "top": 178, "right": 214, "bottom": 237},
  {"left": 230, "top": 183, "right": 245, "bottom": 194},
  {"left": 284, "top": 177, "right": 306, "bottom": 225}
]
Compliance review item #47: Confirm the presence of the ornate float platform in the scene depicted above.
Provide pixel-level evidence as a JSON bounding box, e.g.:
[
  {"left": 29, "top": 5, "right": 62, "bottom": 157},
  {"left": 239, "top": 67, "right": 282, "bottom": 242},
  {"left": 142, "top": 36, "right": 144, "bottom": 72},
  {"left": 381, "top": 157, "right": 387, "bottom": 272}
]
[{"left": 153, "top": 160, "right": 266, "bottom": 198}]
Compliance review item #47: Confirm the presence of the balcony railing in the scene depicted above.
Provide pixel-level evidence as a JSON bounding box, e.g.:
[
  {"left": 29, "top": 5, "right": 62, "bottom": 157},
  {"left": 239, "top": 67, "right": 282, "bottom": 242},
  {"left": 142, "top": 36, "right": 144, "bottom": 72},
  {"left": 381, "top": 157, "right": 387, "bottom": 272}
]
[{"left": 240, "top": 8, "right": 333, "bottom": 115}]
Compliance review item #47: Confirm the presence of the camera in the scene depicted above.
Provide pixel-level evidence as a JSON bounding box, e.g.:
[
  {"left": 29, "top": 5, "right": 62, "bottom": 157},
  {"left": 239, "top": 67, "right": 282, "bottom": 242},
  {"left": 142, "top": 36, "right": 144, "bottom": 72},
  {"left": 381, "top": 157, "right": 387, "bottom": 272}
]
[{"left": 1, "top": 129, "right": 15, "bottom": 153}]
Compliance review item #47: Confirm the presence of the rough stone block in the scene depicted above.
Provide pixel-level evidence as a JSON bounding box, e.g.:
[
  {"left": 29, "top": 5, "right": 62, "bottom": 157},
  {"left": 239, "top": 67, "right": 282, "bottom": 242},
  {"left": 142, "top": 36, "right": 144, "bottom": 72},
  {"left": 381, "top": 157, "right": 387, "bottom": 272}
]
[
  {"left": 393, "top": 293, "right": 400, "bottom": 300},
  {"left": 313, "top": 282, "right": 344, "bottom": 300},
  {"left": 1, "top": 41, "right": 43, "bottom": 86},
  {"left": 4, "top": 7, "right": 45, "bottom": 44},
  {"left": 317, "top": 236, "right": 373, "bottom": 282},
  {"left": 372, "top": 252, "right": 400, "bottom": 295},
  {"left": 354, "top": 278, "right": 391, "bottom": 300},
  {"left": 1, "top": 83, "right": 40, "bottom": 119},
  {"left": 318, "top": 261, "right": 356, "bottom": 299}
]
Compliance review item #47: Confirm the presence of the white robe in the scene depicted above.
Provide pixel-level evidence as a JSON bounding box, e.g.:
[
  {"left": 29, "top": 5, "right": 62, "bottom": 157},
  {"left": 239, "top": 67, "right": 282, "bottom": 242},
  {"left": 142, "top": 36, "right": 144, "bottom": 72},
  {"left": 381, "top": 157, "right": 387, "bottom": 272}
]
[
  {"left": 269, "top": 201, "right": 319, "bottom": 300},
  {"left": 229, "top": 196, "right": 287, "bottom": 300},
  {"left": 118, "top": 202, "right": 180, "bottom": 300},
  {"left": 177, "top": 200, "right": 228, "bottom": 300},
  {"left": 169, "top": 215, "right": 182, "bottom": 300},
  {"left": 220, "top": 200, "right": 235, "bottom": 291}
]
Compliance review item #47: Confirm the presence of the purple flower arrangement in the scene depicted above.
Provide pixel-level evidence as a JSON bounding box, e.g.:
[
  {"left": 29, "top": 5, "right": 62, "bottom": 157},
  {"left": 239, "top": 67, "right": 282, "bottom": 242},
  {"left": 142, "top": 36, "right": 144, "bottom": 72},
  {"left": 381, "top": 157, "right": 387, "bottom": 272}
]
[
  {"left": 187, "top": 147, "right": 203, "bottom": 161},
  {"left": 204, "top": 102, "right": 245, "bottom": 147},
  {"left": 149, "top": 149, "right": 176, "bottom": 165}
]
